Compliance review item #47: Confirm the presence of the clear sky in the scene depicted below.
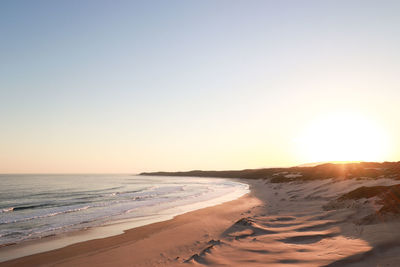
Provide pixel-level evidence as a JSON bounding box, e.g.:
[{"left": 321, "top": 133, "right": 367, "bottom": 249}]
[{"left": 1, "top": 0, "right": 400, "bottom": 173}]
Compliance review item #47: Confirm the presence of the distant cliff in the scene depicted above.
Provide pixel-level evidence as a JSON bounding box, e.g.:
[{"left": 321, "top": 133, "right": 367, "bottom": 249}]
[{"left": 140, "top": 161, "right": 400, "bottom": 182}]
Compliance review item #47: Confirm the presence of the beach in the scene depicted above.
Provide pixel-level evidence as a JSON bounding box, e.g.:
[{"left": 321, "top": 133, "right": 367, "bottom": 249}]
[
  {"left": 2, "top": 173, "right": 400, "bottom": 266},
  {"left": 0, "top": 186, "right": 259, "bottom": 267}
]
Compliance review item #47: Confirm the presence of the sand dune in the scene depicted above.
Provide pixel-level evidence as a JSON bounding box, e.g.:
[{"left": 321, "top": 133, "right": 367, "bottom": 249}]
[{"left": 180, "top": 177, "right": 400, "bottom": 267}]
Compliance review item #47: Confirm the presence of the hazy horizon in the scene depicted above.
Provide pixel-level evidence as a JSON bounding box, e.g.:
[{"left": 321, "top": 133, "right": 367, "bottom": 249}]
[
  {"left": 0, "top": 160, "right": 393, "bottom": 175},
  {"left": 2, "top": 1, "right": 400, "bottom": 173}
]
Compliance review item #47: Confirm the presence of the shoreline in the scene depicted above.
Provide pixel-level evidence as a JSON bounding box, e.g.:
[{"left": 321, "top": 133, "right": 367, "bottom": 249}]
[{"left": 0, "top": 179, "right": 258, "bottom": 266}]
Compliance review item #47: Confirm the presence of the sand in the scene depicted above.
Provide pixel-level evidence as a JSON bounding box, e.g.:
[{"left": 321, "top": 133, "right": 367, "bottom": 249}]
[{"left": 2, "top": 177, "right": 400, "bottom": 266}]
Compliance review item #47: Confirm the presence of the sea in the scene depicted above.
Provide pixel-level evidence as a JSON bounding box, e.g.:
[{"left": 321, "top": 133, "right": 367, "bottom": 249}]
[{"left": 0, "top": 174, "right": 248, "bottom": 249}]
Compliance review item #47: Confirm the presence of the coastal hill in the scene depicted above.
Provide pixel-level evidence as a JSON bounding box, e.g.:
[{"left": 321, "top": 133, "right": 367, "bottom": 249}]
[{"left": 140, "top": 161, "right": 400, "bottom": 182}]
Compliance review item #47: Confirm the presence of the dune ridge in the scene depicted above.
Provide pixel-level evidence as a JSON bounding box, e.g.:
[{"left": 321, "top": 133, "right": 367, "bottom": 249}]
[{"left": 180, "top": 177, "right": 400, "bottom": 266}]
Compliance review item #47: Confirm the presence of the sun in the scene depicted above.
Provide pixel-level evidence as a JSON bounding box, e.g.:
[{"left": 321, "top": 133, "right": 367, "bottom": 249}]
[{"left": 295, "top": 112, "right": 389, "bottom": 163}]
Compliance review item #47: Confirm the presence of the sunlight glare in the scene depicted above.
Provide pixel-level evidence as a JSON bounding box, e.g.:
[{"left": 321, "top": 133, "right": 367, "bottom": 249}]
[{"left": 295, "top": 112, "right": 389, "bottom": 163}]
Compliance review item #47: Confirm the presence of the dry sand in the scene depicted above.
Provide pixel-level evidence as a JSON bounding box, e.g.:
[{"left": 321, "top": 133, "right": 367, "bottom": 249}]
[{"left": 2, "top": 177, "right": 400, "bottom": 266}]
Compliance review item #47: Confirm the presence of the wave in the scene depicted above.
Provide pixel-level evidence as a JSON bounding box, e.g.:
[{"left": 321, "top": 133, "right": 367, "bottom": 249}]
[
  {"left": 0, "top": 207, "right": 14, "bottom": 213},
  {"left": 0, "top": 206, "right": 91, "bottom": 225},
  {"left": 105, "top": 188, "right": 146, "bottom": 197},
  {"left": 1, "top": 218, "right": 101, "bottom": 244},
  {"left": 3, "top": 201, "right": 90, "bottom": 212},
  {"left": 12, "top": 204, "right": 52, "bottom": 211}
]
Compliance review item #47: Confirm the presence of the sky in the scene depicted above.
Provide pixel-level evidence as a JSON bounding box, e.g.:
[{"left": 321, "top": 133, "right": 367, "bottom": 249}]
[{"left": 1, "top": 0, "right": 400, "bottom": 173}]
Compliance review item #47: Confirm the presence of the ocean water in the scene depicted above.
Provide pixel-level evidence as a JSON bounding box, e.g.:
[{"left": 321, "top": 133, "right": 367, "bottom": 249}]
[{"left": 0, "top": 174, "right": 248, "bottom": 247}]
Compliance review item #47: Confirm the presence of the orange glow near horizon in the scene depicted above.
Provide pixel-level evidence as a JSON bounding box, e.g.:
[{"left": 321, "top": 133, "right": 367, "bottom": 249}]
[{"left": 294, "top": 112, "right": 391, "bottom": 164}]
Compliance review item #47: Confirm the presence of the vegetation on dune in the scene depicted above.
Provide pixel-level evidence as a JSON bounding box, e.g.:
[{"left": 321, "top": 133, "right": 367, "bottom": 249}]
[
  {"left": 338, "top": 186, "right": 390, "bottom": 200},
  {"left": 338, "top": 184, "right": 400, "bottom": 214}
]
